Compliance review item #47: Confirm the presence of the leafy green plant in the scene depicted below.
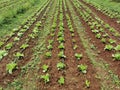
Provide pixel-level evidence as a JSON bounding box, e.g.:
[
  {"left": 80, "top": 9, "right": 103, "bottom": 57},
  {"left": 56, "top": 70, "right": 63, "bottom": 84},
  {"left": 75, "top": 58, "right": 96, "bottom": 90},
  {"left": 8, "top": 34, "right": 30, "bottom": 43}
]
[
  {"left": 73, "top": 45, "right": 78, "bottom": 50},
  {"left": 57, "top": 62, "right": 66, "bottom": 70},
  {"left": 42, "top": 64, "right": 49, "bottom": 73},
  {"left": 58, "top": 51, "right": 66, "bottom": 59},
  {"left": 20, "top": 44, "right": 29, "bottom": 49},
  {"left": 17, "top": 32, "right": 23, "bottom": 37},
  {"left": 29, "top": 34, "right": 35, "bottom": 39},
  {"left": 58, "top": 43, "right": 64, "bottom": 50},
  {"left": 40, "top": 73, "right": 50, "bottom": 83},
  {"left": 58, "top": 76, "right": 65, "bottom": 85},
  {"left": 0, "top": 50, "right": 8, "bottom": 60},
  {"left": 101, "top": 38, "right": 106, "bottom": 43},
  {"left": 78, "top": 64, "right": 87, "bottom": 74},
  {"left": 14, "top": 52, "right": 24, "bottom": 59},
  {"left": 57, "top": 37, "right": 65, "bottom": 43},
  {"left": 14, "top": 37, "right": 20, "bottom": 41},
  {"left": 45, "top": 52, "right": 52, "bottom": 58},
  {"left": 104, "top": 44, "right": 113, "bottom": 51},
  {"left": 112, "top": 53, "right": 120, "bottom": 60},
  {"left": 109, "top": 39, "right": 116, "bottom": 44},
  {"left": 75, "top": 53, "right": 83, "bottom": 60},
  {"left": 5, "top": 43, "right": 13, "bottom": 50},
  {"left": 95, "top": 33, "right": 101, "bottom": 39},
  {"left": 0, "top": 41, "right": 4, "bottom": 47},
  {"left": 6, "top": 62, "right": 17, "bottom": 74},
  {"left": 114, "top": 45, "right": 120, "bottom": 51},
  {"left": 48, "top": 40, "right": 54, "bottom": 44},
  {"left": 50, "top": 33, "right": 55, "bottom": 37},
  {"left": 69, "top": 28, "right": 74, "bottom": 33},
  {"left": 58, "top": 32, "right": 64, "bottom": 37},
  {"left": 47, "top": 45, "right": 53, "bottom": 50},
  {"left": 92, "top": 29, "right": 99, "bottom": 33},
  {"left": 85, "top": 80, "right": 90, "bottom": 88}
]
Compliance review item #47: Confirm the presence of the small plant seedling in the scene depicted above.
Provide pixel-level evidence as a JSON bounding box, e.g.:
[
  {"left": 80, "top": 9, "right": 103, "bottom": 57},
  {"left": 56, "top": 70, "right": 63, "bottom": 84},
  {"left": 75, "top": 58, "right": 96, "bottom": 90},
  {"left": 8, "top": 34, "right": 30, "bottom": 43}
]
[
  {"left": 6, "top": 62, "right": 17, "bottom": 74},
  {"left": 45, "top": 52, "right": 52, "bottom": 58},
  {"left": 69, "top": 27, "right": 74, "bottom": 32},
  {"left": 29, "top": 34, "right": 35, "bottom": 39},
  {"left": 57, "top": 62, "right": 66, "bottom": 70},
  {"left": 101, "top": 38, "right": 106, "bottom": 43},
  {"left": 73, "top": 45, "right": 78, "bottom": 50},
  {"left": 14, "top": 52, "right": 24, "bottom": 59},
  {"left": 109, "top": 39, "right": 116, "bottom": 44},
  {"left": 42, "top": 64, "right": 49, "bottom": 72},
  {"left": 0, "top": 41, "right": 4, "bottom": 47},
  {"left": 40, "top": 73, "right": 50, "bottom": 83},
  {"left": 104, "top": 44, "right": 113, "bottom": 51},
  {"left": 14, "top": 37, "right": 20, "bottom": 41},
  {"left": 58, "top": 43, "right": 65, "bottom": 50},
  {"left": 17, "top": 32, "right": 23, "bottom": 37},
  {"left": 112, "top": 53, "right": 120, "bottom": 60},
  {"left": 78, "top": 64, "right": 87, "bottom": 74},
  {"left": 48, "top": 40, "right": 54, "bottom": 44},
  {"left": 58, "top": 32, "right": 64, "bottom": 37},
  {"left": 58, "top": 51, "right": 66, "bottom": 59},
  {"left": 58, "top": 76, "right": 65, "bottom": 85},
  {"left": 95, "top": 33, "right": 101, "bottom": 39},
  {"left": 71, "top": 33, "right": 75, "bottom": 37},
  {"left": 75, "top": 53, "right": 83, "bottom": 60},
  {"left": 85, "top": 80, "right": 90, "bottom": 88},
  {"left": 5, "top": 43, "right": 13, "bottom": 50},
  {"left": 33, "top": 28, "right": 39, "bottom": 34},
  {"left": 57, "top": 37, "right": 65, "bottom": 43},
  {"left": 114, "top": 45, "right": 120, "bottom": 51},
  {"left": 20, "top": 44, "right": 29, "bottom": 49},
  {"left": 92, "top": 29, "right": 99, "bottom": 33},
  {"left": 50, "top": 33, "right": 55, "bottom": 37},
  {"left": 0, "top": 50, "right": 8, "bottom": 60},
  {"left": 47, "top": 45, "right": 53, "bottom": 50}
]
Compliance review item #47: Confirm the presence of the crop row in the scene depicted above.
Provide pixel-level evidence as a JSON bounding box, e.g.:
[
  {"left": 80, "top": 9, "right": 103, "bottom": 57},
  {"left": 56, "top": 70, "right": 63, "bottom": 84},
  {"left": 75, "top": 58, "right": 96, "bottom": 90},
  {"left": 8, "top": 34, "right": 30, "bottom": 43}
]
[{"left": 40, "top": 0, "right": 90, "bottom": 88}]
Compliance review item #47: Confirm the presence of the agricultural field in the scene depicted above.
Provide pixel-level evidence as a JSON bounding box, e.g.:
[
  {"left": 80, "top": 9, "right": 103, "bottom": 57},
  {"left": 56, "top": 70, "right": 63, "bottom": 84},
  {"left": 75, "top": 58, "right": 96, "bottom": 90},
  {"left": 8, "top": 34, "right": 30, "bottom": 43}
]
[{"left": 0, "top": 0, "right": 120, "bottom": 90}]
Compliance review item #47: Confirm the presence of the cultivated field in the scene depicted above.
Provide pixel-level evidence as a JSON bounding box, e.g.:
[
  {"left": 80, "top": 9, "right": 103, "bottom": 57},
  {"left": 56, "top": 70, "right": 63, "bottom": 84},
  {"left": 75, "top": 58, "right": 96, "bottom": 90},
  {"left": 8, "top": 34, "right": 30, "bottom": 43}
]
[{"left": 0, "top": 0, "right": 120, "bottom": 90}]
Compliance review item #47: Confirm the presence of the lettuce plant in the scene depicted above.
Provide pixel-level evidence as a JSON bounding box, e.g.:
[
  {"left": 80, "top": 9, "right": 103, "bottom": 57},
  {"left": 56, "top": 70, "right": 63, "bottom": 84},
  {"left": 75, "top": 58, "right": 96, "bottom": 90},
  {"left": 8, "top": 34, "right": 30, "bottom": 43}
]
[
  {"left": 6, "top": 62, "right": 17, "bottom": 74},
  {"left": 42, "top": 64, "right": 49, "bottom": 73},
  {"left": 40, "top": 73, "right": 50, "bottom": 83},
  {"left": 58, "top": 76, "right": 65, "bottom": 85},
  {"left": 112, "top": 53, "right": 120, "bottom": 60},
  {"left": 45, "top": 52, "right": 52, "bottom": 58},
  {"left": 0, "top": 50, "right": 8, "bottom": 60},
  {"left": 5, "top": 43, "right": 13, "bottom": 50},
  {"left": 20, "top": 44, "right": 29, "bottom": 49},
  {"left": 57, "top": 62, "right": 66, "bottom": 70},
  {"left": 58, "top": 51, "right": 66, "bottom": 59},
  {"left": 75, "top": 53, "right": 83, "bottom": 60},
  {"left": 104, "top": 44, "right": 113, "bottom": 51},
  {"left": 78, "top": 64, "right": 87, "bottom": 74}
]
